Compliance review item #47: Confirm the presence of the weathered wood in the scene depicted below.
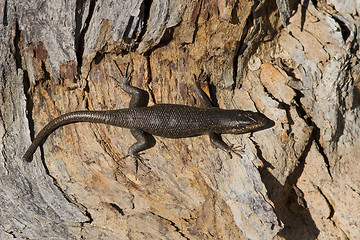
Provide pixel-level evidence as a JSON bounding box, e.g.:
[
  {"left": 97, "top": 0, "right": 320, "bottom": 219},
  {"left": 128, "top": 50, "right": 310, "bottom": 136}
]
[
  {"left": 1, "top": 0, "right": 359, "bottom": 239},
  {"left": 276, "top": 0, "right": 290, "bottom": 26}
]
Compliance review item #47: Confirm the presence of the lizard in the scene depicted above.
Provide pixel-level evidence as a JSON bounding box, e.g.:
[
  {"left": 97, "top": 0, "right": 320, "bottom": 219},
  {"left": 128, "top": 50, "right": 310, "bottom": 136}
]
[{"left": 23, "top": 62, "right": 272, "bottom": 163}]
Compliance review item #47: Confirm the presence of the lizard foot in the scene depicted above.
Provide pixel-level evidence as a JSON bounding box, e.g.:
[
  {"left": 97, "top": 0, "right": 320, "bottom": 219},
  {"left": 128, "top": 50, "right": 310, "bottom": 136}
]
[
  {"left": 133, "top": 154, "right": 151, "bottom": 176},
  {"left": 118, "top": 153, "right": 151, "bottom": 176},
  {"left": 227, "top": 144, "right": 245, "bottom": 159}
]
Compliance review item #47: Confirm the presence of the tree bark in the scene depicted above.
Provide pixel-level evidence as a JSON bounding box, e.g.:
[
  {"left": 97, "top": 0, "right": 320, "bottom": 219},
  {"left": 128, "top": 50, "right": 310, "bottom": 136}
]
[{"left": 1, "top": 0, "right": 359, "bottom": 239}]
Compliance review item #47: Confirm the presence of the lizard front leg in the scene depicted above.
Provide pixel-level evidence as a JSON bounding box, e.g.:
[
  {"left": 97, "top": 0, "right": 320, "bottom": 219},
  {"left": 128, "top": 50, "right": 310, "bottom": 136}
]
[
  {"left": 194, "top": 73, "right": 243, "bottom": 158},
  {"left": 209, "top": 132, "right": 244, "bottom": 159}
]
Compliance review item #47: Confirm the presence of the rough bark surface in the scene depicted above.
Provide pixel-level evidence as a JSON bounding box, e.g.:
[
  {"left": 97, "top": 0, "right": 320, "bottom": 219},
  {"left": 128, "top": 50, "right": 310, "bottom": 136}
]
[{"left": 1, "top": 0, "right": 359, "bottom": 239}]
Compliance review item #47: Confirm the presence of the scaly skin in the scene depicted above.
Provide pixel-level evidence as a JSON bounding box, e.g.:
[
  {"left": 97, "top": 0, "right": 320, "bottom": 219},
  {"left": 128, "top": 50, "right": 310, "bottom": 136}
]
[{"left": 22, "top": 104, "right": 269, "bottom": 161}]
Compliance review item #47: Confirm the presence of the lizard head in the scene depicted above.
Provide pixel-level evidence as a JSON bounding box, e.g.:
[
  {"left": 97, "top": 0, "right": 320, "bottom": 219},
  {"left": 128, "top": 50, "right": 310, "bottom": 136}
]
[{"left": 225, "top": 110, "right": 273, "bottom": 134}]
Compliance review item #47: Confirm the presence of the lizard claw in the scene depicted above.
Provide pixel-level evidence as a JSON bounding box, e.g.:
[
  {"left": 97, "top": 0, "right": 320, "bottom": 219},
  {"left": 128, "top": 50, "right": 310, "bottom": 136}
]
[
  {"left": 227, "top": 144, "right": 245, "bottom": 159},
  {"left": 133, "top": 154, "right": 151, "bottom": 176},
  {"left": 113, "top": 60, "right": 133, "bottom": 85},
  {"left": 119, "top": 153, "right": 151, "bottom": 177}
]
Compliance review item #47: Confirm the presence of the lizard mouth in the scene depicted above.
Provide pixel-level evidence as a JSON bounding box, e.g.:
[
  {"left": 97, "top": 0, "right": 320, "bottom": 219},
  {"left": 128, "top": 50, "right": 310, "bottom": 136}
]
[{"left": 228, "top": 122, "right": 266, "bottom": 134}]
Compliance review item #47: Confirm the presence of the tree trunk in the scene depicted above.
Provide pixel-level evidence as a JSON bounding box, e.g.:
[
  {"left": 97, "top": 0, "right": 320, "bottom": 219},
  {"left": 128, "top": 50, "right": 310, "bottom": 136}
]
[{"left": 1, "top": 0, "right": 359, "bottom": 239}]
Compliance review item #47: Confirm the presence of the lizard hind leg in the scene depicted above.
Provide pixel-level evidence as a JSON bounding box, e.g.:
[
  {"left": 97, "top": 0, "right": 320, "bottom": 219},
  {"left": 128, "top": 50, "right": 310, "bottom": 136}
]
[{"left": 127, "top": 129, "right": 156, "bottom": 174}]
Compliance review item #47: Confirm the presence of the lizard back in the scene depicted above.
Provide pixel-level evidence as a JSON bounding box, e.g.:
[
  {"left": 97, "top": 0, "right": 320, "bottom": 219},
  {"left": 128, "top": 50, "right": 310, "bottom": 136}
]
[{"left": 109, "top": 104, "right": 268, "bottom": 138}]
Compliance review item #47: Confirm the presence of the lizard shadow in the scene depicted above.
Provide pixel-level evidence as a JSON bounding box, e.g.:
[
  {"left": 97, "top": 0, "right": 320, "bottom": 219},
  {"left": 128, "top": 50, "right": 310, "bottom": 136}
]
[{"left": 258, "top": 132, "right": 320, "bottom": 239}]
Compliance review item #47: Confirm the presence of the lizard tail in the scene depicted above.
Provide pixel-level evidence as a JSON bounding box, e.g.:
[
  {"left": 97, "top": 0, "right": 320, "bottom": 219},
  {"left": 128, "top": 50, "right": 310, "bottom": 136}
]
[{"left": 22, "top": 111, "right": 115, "bottom": 162}]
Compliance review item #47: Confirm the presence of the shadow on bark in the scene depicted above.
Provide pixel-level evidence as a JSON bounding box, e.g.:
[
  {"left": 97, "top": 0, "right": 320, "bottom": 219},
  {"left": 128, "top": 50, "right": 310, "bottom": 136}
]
[{"left": 259, "top": 135, "right": 320, "bottom": 239}]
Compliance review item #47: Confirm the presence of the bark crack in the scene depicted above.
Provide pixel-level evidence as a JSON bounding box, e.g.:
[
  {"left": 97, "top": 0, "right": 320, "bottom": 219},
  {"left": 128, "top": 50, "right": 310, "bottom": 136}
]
[
  {"left": 233, "top": 0, "right": 268, "bottom": 89},
  {"left": 2, "top": 0, "right": 8, "bottom": 26},
  {"left": 129, "top": 192, "right": 135, "bottom": 209},
  {"left": 109, "top": 203, "right": 125, "bottom": 215},
  {"left": 1, "top": 148, "right": 9, "bottom": 174},
  {"left": 40, "top": 61, "right": 51, "bottom": 81},
  {"left": 347, "top": 184, "right": 360, "bottom": 196},
  {"left": 80, "top": 208, "right": 94, "bottom": 239},
  {"left": 13, "top": 19, "right": 35, "bottom": 143},
  {"left": 0, "top": 112, "right": 7, "bottom": 159},
  {"left": 313, "top": 126, "right": 333, "bottom": 179},
  {"left": 136, "top": 0, "right": 153, "bottom": 44},
  {"left": 0, "top": 225, "right": 17, "bottom": 239},
  {"left": 331, "top": 15, "right": 351, "bottom": 43},
  {"left": 287, "top": 77, "right": 333, "bottom": 180},
  {"left": 75, "top": 0, "right": 97, "bottom": 77},
  {"left": 232, "top": 19, "right": 250, "bottom": 89},
  {"left": 190, "top": 0, "right": 202, "bottom": 45},
  {"left": 145, "top": 54, "right": 156, "bottom": 104},
  {"left": 262, "top": 83, "right": 294, "bottom": 135},
  {"left": 149, "top": 212, "right": 189, "bottom": 240},
  {"left": 249, "top": 137, "right": 274, "bottom": 170},
  {"left": 38, "top": 148, "right": 93, "bottom": 227},
  {"left": 315, "top": 186, "right": 334, "bottom": 220},
  {"left": 297, "top": 26, "right": 331, "bottom": 60},
  {"left": 13, "top": 20, "right": 22, "bottom": 69}
]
